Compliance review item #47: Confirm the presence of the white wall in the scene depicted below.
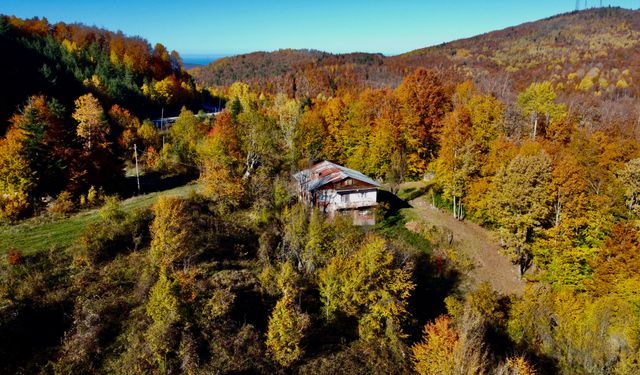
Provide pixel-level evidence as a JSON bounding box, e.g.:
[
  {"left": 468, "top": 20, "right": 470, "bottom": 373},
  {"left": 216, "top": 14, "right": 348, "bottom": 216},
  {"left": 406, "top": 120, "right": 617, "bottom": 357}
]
[{"left": 331, "top": 189, "right": 377, "bottom": 210}]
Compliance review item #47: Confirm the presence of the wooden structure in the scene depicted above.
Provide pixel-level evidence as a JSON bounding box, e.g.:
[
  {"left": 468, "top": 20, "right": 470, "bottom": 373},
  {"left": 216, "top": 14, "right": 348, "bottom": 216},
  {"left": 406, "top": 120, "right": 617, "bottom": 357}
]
[{"left": 293, "top": 161, "right": 380, "bottom": 225}]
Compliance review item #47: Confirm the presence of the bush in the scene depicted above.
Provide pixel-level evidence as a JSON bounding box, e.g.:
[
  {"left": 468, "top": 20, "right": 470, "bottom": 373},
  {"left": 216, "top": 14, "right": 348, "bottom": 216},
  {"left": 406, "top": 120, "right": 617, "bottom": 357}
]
[
  {"left": 0, "top": 191, "right": 30, "bottom": 222},
  {"left": 86, "top": 185, "right": 102, "bottom": 207},
  {"left": 48, "top": 191, "right": 75, "bottom": 215},
  {"left": 74, "top": 202, "right": 153, "bottom": 266},
  {"left": 6, "top": 249, "right": 23, "bottom": 266}
]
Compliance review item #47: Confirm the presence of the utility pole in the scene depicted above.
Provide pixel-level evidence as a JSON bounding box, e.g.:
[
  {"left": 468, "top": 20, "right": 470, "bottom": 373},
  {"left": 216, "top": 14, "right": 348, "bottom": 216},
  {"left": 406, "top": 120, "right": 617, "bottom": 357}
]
[
  {"left": 161, "top": 107, "right": 165, "bottom": 148},
  {"left": 134, "top": 143, "right": 140, "bottom": 194}
]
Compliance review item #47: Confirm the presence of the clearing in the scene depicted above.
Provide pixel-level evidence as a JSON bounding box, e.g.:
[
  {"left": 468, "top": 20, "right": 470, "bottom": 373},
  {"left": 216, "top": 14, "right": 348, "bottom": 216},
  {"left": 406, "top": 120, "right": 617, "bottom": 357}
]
[
  {"left": 0, "top": 183, "right": 199, "bottom": 255},
  {"left": 407, "top": 194, "right": 524, "bottom": 296}
]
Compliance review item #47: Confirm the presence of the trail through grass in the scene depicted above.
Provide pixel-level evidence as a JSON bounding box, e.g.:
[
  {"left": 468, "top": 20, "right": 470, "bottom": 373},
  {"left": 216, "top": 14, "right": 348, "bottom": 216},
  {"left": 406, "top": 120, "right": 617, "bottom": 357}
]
[{"left": 0, "top": 183, "right": 199, "bottom": 255}]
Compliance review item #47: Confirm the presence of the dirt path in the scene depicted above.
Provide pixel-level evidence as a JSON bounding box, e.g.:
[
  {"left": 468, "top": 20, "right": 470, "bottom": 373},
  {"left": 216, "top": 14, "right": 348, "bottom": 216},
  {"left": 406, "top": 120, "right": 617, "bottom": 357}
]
[{"left": 410, "top": 197, "right": 524, "bottom": 296}]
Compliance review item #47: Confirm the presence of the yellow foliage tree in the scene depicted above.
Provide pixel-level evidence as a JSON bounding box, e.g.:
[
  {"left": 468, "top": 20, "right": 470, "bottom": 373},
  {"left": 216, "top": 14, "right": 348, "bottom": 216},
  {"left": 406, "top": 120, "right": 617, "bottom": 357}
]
[
  {"left": 72, "top": 93, "right": 109, "bottom": 150},
  {"left": 319, "top": 235, "right": 414, "bottom": 345},
  {"left": 266, "top": 289, "right": 310, "bottom": 367},
  {"left": 150, "top": 196, "right": 195, "bottom": 270}
]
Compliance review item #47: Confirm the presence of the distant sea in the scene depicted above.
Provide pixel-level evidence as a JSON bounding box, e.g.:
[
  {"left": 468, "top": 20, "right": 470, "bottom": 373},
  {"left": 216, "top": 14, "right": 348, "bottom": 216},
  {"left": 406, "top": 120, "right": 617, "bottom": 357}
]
[{"left": 182, "top": 54, "right": 228, "bottom": 68}]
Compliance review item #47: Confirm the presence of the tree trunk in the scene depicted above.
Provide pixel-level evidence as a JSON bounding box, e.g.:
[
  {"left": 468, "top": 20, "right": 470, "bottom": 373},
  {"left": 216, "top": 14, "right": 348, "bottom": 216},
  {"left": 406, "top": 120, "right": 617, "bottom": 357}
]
[
  {"left": 555, "top": 193, "right": 561, "bottom": 227},
  {"left": 453, "top": 196, "right": 457, "bottom": 219},
  {"left": 532, "top": 116, "right": 538, "bottom": 139}
]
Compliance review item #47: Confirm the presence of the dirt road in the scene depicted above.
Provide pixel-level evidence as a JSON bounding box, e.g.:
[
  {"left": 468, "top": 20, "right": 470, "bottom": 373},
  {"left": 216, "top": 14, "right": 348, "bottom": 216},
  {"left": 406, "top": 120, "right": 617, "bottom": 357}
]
[{"left": 410, "top": 197, "right": 524, "bottom": 296}]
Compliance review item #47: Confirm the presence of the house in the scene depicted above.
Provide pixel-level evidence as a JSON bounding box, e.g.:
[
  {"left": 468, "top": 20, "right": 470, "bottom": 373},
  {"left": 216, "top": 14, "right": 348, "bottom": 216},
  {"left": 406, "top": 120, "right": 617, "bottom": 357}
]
[{"left": 293, "top": 161, "right": 380, "bottom": 225}]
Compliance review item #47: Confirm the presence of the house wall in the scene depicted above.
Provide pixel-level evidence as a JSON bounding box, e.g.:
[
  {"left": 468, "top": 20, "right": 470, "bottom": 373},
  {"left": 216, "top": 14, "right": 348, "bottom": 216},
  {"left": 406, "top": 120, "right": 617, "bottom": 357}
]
[{"left": 332, "top": 189, "right": 377, "bottom": 210}]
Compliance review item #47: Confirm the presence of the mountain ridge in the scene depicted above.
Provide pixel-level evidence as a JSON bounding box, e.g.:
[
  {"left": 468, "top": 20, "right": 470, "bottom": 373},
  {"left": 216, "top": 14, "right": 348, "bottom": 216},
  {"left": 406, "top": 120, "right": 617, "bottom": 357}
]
[{"left": 191, "top": 7, "right": 640, "bottom": 98}]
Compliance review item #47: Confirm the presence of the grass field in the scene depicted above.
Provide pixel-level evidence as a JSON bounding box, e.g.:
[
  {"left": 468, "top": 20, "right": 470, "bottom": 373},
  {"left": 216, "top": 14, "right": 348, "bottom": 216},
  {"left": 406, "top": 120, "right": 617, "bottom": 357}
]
[{"left": 0, "top": 183, "right": 199, "bottom": 255}]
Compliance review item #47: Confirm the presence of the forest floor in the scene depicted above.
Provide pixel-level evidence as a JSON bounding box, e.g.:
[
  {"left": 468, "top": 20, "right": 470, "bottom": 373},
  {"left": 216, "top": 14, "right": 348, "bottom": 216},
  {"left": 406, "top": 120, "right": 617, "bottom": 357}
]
[
  {"left": 0, "top": 183, "right": 200, "bottom": 255},
  {"left": 406, "top": 194, "right": 525, "bottom": 296}
]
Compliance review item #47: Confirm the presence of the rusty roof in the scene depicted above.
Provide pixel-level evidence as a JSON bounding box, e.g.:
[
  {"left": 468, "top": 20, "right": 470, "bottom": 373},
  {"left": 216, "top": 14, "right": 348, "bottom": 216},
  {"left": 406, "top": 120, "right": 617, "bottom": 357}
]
[{"left": 294, "top": 161, "right": 380, "bottom": 192}]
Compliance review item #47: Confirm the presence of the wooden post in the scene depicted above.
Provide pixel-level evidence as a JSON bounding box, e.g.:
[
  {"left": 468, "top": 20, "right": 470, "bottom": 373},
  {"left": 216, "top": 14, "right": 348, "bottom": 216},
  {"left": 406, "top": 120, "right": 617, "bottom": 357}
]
[
  {"left": 134, "top": 143, "right": 140, "bottom": 194},
  {"left": 161, "top": 107, "right": 165, "bottom": 148}
]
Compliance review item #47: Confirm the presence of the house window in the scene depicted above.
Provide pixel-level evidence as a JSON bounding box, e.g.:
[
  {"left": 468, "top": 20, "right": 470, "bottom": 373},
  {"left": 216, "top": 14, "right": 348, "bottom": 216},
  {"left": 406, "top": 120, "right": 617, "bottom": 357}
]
[
  {"left": 345, "top": 179, "right": 353, "bottom": 186},
  {"left": 341, "top": 194, "right": 350, "bottom": 203}
]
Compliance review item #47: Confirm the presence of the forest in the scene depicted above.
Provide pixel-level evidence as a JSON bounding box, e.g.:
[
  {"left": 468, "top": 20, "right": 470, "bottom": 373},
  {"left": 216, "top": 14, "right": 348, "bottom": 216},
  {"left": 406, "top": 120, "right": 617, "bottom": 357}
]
[{"left": 2, "top": 7, "right": 640, "bottom": 375}]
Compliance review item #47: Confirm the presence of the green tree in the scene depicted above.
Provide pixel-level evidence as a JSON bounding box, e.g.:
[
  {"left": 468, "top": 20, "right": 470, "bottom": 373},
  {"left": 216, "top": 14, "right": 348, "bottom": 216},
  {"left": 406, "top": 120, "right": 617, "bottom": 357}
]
[
  {"left": 169, "top": 107, "right": 204, "bottom": 168},
  {"left": 319, "top": 235, "right": 415, "bottom": 345},
  {"left": 301, "top": 208, "right": 329, "bottom": 273},
  {"left": 517, "top": 82, "right": 565, "bottom": 139},
  {"left": 273, "top": 92, "right": 302, "bottom": 158},
  {"left": 489, "top": 151, "right": 553, "bottom": 275},
  {"left": 11, "top": 96, "right": 71, "bottom": 198}
]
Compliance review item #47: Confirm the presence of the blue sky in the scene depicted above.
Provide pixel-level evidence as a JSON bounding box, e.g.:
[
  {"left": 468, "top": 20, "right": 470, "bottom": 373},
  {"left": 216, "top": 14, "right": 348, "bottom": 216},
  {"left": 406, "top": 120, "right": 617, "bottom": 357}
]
[{"left": 2, "top": 0, "right": 638, "bottom": 57}]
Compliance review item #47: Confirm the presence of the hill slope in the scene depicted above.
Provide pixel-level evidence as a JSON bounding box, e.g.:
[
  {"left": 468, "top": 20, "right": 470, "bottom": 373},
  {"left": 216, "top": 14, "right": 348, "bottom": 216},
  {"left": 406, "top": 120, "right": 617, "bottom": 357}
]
[
  {"left": 391, "top": 7, "right": 640, "bottom": 95},
  {"left": 0, "top": 16, "right": 206, "bottom": 133},
  {"left": 191, "top": 7, "right": 640, "bottom": 98}
]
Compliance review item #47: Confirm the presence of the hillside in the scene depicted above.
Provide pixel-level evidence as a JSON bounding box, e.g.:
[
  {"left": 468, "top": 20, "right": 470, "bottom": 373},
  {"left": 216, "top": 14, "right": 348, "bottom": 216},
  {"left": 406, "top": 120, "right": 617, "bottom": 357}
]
[
  {"left": 190, "top": 48, "right": 398, "bottom": 97},
  {"left": 5, "top": 6, "right": 640, "bottom": 375},
  {"left": 391, "top": 7, "right": 640, "bottom": 95},
  {"left": 192, "top": 7, "right": 640, "bottom": 99},
  {"left": 0, "top": 16, "right": 208, "bottom": 134}
]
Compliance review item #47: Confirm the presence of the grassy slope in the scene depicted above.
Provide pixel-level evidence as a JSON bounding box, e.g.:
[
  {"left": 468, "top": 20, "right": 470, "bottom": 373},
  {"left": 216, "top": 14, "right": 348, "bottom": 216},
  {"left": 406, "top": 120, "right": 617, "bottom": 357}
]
[{"left": 0, "top": 184, "right": 199, "bottom": 255}]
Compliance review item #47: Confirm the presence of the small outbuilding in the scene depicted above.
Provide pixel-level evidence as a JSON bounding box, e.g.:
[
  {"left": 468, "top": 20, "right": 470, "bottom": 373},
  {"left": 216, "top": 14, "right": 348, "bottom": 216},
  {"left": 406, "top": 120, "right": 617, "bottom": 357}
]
[{"left": 293, "top": 161, "right": 380, "bottom": 225}]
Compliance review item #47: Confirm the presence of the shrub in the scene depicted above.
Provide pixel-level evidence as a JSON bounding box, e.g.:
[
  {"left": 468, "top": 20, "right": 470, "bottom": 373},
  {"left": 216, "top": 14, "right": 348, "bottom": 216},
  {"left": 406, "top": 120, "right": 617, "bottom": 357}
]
[
  {"left": 6, "top": 249, "right": 23, "bottom": 266},
  {"left": 87, "top": 186, "right": 99, "bottom": 206},
  {"left": 0, "top": 191, "right": 30, "bottom": 222},
  {"left": 74, "top": 203, "right": 153, "bottom": 266},
  {"left": 48, "top": 191, "right": 75, "bottom": 215}
]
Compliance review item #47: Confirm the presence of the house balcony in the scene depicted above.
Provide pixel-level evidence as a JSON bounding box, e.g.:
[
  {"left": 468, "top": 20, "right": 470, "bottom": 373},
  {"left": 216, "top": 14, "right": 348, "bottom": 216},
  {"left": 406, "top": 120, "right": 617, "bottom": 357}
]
[{"left": 334, "top": 200, "right": 378, "bottom": 210}]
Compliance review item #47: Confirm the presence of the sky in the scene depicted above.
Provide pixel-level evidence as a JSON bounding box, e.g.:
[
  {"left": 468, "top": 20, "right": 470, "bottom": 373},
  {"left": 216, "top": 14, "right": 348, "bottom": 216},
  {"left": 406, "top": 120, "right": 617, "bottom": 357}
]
[{"left": 2, "top": 0, "right": 639, "bottom": 59}]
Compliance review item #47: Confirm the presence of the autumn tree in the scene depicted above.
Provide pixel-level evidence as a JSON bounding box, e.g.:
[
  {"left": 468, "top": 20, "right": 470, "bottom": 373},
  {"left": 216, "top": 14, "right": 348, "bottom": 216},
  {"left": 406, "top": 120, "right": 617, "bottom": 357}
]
[
  {"left": 509, "top": 285, "right": 640, "bottom": 374},
  {"left": 273, "top": 92, "right": 302, "bottom": 159},
  {"left": 517, "top": 82, "right": 565, "bottom": 139},
  {"left": 489, "top": 151, "right": 553, "bottom": 275},
  {"left": 9, "top": 95, "right": 72, "bottom": 199},
  {"left": 412, "top": 311, "right": 489, "bottom": 375},
  {"left": 73, "top": 93, "right": 109, "bottom": 150},
  {"left": 366, "top": 89, "right": 405, "bottom": 180},
  {"left": 412, "top": 315, "right": 458, "bottom": 375},
  {"left": 618, "top": 157, "right": 640, "bottom": 217},
  {"left": 266, "top": 289, "right": 310, "bottom": 367},
  {"left": 0, "top": 127, "right": 33, "bottom": 220},
  {"left": 589, "top": 222, "right": 640, "bottom": 295},
  {"left": 396, "top": 68, "right": 450, "bottom": 178},
  {"left": 282, "top": 203, "right": 308, "bottom": 267},
  {"left": 237, "top": 109, "right": 280, "bottom": 179},
  {"left": 294, "top": 109, "right": 327, "bottom": 165},
  {"left": 109, "top": 104, "right": 141, "bottom": 150},
  {"left": 435, "top": 83, "right": 476, "bottom": 219},
  {"left": 197, "top": 112, "right": 245, "bottom": 213},
  {"left": 168, "top": 107, "right": 205, "bottom": 168},
  {"left": 301, "top": 208, "right": 329, "bottom": 273},
  {"left": 319, "top": 235, "right": 414, "bottom": 347},
  {"left": 145, "top": 272, "right": 182, "bottom": 371},
  {"left": 150, "top": 196, "right": 196, "bottom": 271}
]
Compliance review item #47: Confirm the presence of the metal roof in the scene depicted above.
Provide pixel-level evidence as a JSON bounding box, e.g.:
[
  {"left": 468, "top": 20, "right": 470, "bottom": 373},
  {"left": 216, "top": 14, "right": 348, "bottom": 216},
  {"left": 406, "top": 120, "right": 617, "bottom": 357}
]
[{"left": 294, "top": 161, "right": 380, "bottom": 192}]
